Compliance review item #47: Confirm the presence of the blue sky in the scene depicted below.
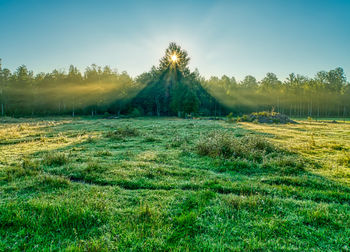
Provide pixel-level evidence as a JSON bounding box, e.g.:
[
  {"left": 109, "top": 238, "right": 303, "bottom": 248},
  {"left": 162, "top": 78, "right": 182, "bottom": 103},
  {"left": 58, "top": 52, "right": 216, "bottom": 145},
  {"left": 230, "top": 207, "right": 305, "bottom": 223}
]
[{"left": 1, "top": 0, "right": 349, "bottom": 80}]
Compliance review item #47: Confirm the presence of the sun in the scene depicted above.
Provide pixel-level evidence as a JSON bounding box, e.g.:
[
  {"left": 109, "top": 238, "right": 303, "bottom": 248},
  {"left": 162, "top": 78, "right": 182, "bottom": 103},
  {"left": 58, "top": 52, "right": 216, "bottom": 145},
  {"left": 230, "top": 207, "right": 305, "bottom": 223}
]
[{"left": 171, "top": 54, "right": 178, "bottom": 62}]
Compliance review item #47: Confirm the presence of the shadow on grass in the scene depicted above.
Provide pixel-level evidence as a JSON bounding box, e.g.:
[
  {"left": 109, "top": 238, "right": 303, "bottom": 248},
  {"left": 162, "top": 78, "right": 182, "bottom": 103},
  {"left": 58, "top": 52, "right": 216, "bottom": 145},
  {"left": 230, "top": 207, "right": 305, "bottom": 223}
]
[
  {"left": 2, "top": 118, "right": 350, "bottom": 250},
  {"left": 6, "top": 120, "right": 347, "bottom": 206}
]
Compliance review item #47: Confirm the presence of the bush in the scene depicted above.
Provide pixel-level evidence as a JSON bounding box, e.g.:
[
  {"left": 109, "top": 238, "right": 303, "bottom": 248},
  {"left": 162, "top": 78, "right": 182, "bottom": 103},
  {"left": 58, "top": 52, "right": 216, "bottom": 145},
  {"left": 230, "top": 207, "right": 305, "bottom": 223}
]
[
  {"left": 103, "top": 112, "right": 111, "bottom": 118},
  {"left": 242, "top": 115, "right": 249, "bottom": 121},
  {"left": 226, "top": 112, "right": 235, "bottom": 123},
  {"left": 130, "top": 108, "right": 143, "bottom": 117}
]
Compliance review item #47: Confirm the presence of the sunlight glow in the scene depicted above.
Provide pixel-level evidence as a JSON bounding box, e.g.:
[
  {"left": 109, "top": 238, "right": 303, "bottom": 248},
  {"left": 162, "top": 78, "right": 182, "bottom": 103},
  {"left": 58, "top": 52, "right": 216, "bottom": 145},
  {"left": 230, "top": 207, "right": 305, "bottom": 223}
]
[{"left": 171, "top": 54, "right": 177, "bottom": 62}]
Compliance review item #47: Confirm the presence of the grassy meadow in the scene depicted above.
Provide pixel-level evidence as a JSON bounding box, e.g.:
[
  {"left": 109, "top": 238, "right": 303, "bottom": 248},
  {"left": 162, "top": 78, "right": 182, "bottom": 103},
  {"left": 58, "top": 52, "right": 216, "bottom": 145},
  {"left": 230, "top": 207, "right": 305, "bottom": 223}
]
[{"left": 1, "top": 117, "right": 350, "bottom": 250}]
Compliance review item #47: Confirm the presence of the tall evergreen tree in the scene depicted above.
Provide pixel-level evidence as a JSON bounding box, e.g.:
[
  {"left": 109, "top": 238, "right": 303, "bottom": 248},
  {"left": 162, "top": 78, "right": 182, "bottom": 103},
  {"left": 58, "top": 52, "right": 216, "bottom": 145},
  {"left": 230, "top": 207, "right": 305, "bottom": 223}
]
[{"left": 132, "top": 43, "right": 225, "bottom": 116}]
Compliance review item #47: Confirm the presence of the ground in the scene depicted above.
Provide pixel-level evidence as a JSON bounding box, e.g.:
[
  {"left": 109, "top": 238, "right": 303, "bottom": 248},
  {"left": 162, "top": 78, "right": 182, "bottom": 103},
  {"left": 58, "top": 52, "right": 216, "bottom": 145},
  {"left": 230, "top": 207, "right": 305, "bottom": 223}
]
[{"left": 1, "top": 117, "right": 350, "bottom": 251}]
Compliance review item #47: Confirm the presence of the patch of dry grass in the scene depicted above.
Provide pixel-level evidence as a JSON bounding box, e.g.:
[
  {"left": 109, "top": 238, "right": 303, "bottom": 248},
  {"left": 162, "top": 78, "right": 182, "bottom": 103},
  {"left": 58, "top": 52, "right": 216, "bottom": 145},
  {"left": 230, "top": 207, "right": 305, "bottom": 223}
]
[{"left": 241, "top": 120, "right": 350, "bottom": 184}]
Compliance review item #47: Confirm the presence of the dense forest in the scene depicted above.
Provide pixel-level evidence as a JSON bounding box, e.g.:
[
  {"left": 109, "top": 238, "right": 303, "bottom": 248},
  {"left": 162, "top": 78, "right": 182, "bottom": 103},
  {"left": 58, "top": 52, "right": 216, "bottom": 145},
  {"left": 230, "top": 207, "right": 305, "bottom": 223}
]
[
  {"left": 0, "top": 43, "right": 349, "bottom": 117},
  {"left": 204, "top": 68, "right": 350, "bottom": 118},
  {"left": 0, "top": 61, "right": 140, "bottom": 116}
]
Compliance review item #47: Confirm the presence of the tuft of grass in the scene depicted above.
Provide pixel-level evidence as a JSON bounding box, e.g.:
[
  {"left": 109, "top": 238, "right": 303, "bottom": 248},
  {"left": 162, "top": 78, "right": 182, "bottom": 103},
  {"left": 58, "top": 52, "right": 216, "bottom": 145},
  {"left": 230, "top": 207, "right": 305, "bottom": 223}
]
[
  {"left": 3, "top": 166, "right": 35, "bottom": 181},
  {"left": 143, "top": 135, "right": 159, "bottom": 142},
  {"left": 170, "top": 135, "right": 190, "bottom": 148},
  {"left": 137, "top": 203, "right": 154, "bottom": 222},
  {"left": 106, "top": 126, "right": 139, "bottom": 140},
  {"left": 303, "top": 205, "right": 333, "bottom": 227},
  {"left": 42, "top": 153, "right": 69, "bottom": 166},
  {"left": 1, "top": 158, "right": 41, "bottom": 181},
  {"left": 338, "top": 151, "right": 350, "bottom": 166},
  {"left": 85, "top": 135, "right": 96, "bottom": 143},
  {"left": 263, "top": 155, "right": 305, "bottom": 174},
  {"left": 196, "top": 131, "right": 275, "bottom": 161},
  {"left": 224, "top": 194, "right": 272, "bottom": 210},
  {"left": 170, "top": 211, "right": 199, "bottom": 242},
  {"left": 22, "top": 158, "right": 40, "bottom": 171},
  {"left": 96, "top": 150, "right": 112, "bottom": 156},
  {"left": 85, "top": 161, "right": 107, "bottom": 173},
  {"left": 330, "top": 144, "right": 344, "bottom": 151},
  {"left": 38, "top": 174, "right": 71, "bottom": 188}
]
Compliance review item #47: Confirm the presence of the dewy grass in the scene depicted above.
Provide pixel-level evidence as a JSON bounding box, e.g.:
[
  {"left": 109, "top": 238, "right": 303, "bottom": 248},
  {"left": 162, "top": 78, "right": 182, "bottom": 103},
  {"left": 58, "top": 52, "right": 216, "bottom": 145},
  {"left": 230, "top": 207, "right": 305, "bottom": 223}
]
[
  {"left": 42, "top": 153, "right": 69, "bottom": 166},
  {"left": 1, "top": 117, "right": 350, "bottom": 250},
  {"left": 196, "top": 131, "right": 276, "bottom": 162},
  {"left": 106, "top": 125, "right": 140, "bottom": 140}
]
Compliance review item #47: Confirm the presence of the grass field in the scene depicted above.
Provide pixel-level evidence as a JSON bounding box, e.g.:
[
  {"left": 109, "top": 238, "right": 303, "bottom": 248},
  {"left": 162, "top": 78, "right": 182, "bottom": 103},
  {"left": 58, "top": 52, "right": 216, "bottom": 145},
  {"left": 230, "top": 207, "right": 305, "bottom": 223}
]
[{"left": 1, "top": 117, "right": 350, "bottom": 250}]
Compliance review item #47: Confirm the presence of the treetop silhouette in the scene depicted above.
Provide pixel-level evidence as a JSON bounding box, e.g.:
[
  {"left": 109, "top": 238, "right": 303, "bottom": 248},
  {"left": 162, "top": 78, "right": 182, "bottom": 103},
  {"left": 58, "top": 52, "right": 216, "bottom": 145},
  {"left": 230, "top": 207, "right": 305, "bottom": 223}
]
[{"left": 131, "top": 42, "right": 225, "bottom": 116}]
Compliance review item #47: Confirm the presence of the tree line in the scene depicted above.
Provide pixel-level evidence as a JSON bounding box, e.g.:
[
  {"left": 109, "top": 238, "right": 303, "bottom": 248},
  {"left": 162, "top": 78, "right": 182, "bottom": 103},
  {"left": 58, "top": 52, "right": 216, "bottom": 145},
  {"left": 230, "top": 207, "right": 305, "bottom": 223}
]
[
  {"left": 0, "top": 47, "right": 349, "bottom": 118},
  {"left": 0, "top": 60, "right": 141, "bottom": 116},
  {"left": 203, "top": 68, "right": 350, "bottom": 118}
]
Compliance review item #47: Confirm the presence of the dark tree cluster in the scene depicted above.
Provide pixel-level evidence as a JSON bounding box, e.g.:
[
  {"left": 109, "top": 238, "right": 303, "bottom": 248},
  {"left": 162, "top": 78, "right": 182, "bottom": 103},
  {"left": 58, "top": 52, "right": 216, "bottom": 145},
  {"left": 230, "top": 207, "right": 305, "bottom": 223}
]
[{"left": 131, "top": 43, "right": 225, "bottom": 117}]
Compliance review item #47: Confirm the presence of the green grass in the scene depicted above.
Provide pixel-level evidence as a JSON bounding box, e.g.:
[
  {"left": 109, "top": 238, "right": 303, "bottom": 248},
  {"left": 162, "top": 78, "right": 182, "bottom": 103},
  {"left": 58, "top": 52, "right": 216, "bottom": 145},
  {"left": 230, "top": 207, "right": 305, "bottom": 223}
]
[{"left": 1, "top": 117, "right": 350, "bottom": 250}]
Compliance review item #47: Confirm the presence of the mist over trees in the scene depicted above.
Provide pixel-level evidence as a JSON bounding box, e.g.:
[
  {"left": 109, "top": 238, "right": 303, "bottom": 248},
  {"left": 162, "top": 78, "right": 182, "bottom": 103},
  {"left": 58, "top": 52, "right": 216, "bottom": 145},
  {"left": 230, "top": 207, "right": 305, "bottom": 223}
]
[
  {"left": 204, "top": 67, "right": 350, "bottom": 117},
  {"left": 0, "top": 60, "right": 140, "bottom": 116},
  {"left": 0, "top": 43, "right": 349, "bottom": 118}
]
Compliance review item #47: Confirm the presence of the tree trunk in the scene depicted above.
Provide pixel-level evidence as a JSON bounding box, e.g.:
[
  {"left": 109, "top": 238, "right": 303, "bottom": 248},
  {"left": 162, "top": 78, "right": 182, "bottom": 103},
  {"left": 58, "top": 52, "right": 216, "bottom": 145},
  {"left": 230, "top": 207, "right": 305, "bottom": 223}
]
[
  {"left": 310, "top": 100, "right": 313, "bottom": 117},
  {"left": 155, "top": 97, "right": 160, "bottom": 117},
  {"left": 289, "top": 104, "right": 292, "bottom": 117}
]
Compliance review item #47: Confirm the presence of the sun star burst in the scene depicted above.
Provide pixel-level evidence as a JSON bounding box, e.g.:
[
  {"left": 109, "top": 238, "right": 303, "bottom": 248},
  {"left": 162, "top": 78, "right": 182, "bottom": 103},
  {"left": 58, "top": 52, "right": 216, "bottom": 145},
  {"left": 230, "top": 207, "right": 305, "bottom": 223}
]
[{"left": 171, "top": 54, "right": 178, "bottom": 62}]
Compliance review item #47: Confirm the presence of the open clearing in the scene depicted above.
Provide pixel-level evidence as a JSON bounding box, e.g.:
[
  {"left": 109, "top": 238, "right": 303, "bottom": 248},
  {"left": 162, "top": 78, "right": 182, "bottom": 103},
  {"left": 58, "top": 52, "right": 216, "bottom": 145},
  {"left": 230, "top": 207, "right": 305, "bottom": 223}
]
[{"left": 1, "top": 117, "right": 350, "bottom": 250}]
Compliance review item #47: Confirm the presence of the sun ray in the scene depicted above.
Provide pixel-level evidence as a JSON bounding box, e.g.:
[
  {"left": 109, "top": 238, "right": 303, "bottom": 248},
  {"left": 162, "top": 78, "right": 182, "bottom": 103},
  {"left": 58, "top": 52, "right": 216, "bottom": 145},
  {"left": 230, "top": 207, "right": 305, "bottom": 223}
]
[{"left": 171, "top": 54, "right": 177, "bottom": 62}]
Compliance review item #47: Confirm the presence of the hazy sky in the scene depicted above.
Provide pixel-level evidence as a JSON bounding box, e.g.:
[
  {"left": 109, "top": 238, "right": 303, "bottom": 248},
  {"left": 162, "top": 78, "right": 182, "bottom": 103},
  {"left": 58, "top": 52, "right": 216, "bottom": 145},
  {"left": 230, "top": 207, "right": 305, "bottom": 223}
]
[{"left": 1, "top": 0, "right": 349, "bottom": 80}]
